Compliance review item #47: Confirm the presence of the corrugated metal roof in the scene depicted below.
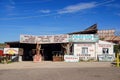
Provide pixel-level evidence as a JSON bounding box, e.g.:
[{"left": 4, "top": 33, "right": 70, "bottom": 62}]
[
  {"left": 104, "top": 36, "right": 120, "bottom": 41},
  {"left": 68, "top": 24, "right": 97, "bottom": 34}
]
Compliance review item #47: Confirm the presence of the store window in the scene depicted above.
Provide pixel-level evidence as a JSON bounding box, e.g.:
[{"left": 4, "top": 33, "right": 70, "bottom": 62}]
[
  {"left": 102, "top": 48, "right": 109, "bottom": 54},
  {"left": 82, "top": 47, "right": 88, "bottom": 54}
]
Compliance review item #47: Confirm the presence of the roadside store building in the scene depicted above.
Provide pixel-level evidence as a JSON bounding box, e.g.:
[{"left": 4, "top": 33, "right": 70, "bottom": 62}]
[{"left": 5, "top": 24, "right": 115, "bottom": 62}]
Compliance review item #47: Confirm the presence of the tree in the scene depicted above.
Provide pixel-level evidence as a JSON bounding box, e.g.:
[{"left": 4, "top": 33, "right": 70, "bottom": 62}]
[
  {"left": 114, "top": 44, "right": 120, "bottom": 57},
  {"left": 0, "top": 43, "right": 6, "bottom": 48}
]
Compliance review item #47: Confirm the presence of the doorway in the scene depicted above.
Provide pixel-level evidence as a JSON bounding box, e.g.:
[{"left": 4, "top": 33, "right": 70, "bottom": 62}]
[{"left": 42, "top": 43, "right": 62, "bottom": 61}]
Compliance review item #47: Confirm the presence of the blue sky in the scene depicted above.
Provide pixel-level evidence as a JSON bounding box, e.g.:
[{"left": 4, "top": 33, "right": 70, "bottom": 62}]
[{"left": 0, "top": 0, "right": 120, "bottom": 43}]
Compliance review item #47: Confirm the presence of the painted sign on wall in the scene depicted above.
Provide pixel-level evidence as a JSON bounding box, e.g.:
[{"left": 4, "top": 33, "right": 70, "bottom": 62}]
[
  {"left": 74, "top": 43, "right": 95, "bottom": 58},
  {"left": 4, "top": 48, "right": 19, "bottom": 55},
  {"left": 69, "top": 34, "right": 99, "bottom": 42},
  {"left": 20, "top": 35, "right": 36, "bottom": 43},
  {"left": 20, "top": 34, "right": 69, "bottom": 44},
  {"left": 20, "top": 34, "right": 98, "bottom": 44},
  {"left": 98, "top": 44, "right": 111, "bottom": 47},
  {"left": 96, "top": 40, "right": 114, "bottom": 55},
  {"left": 53, "top": 35, "right": 69, "bottom": 43},
  {"left": 37, "top": 35, "right": 52, "bottom": 43},
  {"left": 37, "top": 34, "right": 69, "bottom": 43}
]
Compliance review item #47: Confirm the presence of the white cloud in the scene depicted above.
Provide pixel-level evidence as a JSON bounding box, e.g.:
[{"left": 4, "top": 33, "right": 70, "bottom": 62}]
[
  {"left": 38, "top": 9, "right": 51, "bottom": 13},
  {"left": 96, "top": 0, "right": 115, "bottom": 6},
  {"left": 57, "top": 0, "right": 115, "bottom": 14},
  {"left": 58, "top": 2, "right": 96, "bottom": 14},
  {"left": 1, "top": 0, "right": 115, "bottom": 20}
]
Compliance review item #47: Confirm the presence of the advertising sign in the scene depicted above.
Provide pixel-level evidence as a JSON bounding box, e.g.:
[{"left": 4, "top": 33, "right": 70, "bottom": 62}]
[
  {"left": 20, "top": 35, "right": 36, "bottom": 43},
  {"left": 20, "top": 34, "right": 98, "bottom": 44},
  {"left": 4, "top": 48, "right": 19, "bottom": 55},
  {"left": 37, "top": 35, "right": 53, "bottom": 44},
  {"left": 69, "top": 34, "right": 99, "bottom": 42},
  {"left": 98, "top": 54, "right": 115, "bottom": 62},
  {"left": 20, "top": 34, "right": 69, "bottom": 44},
  {"left": 37, "top": 34, "right": 69, "bottom": 44},
  {"left": 64, "top": 55, "right": 79, "bottom": 62},
  {"left": 53, "top": 34, "right": 69, "bottom": 43}
]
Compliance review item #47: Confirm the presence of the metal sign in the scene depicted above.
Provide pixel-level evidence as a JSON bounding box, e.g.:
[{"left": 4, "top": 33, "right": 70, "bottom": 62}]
[
  {"left": 69, "top": 34, "right": 99, "bottom": 42},
  {"left": 4, "top": 48, "right": 19, "bottom": 55},
  {"left": 64, "top": 55, "right": 79, "bottom": 62},
  {"left": 97, "top": 54, "right": 115, "bottom": 62}
]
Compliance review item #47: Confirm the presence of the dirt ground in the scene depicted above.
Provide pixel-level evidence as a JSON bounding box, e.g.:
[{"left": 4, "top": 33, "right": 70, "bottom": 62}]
[
  {"left": 0, "top": 62, "right": 120, "bottom": 80},
  {"left": 0, "top": 61, "right": 113, "bottom": 69}
]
